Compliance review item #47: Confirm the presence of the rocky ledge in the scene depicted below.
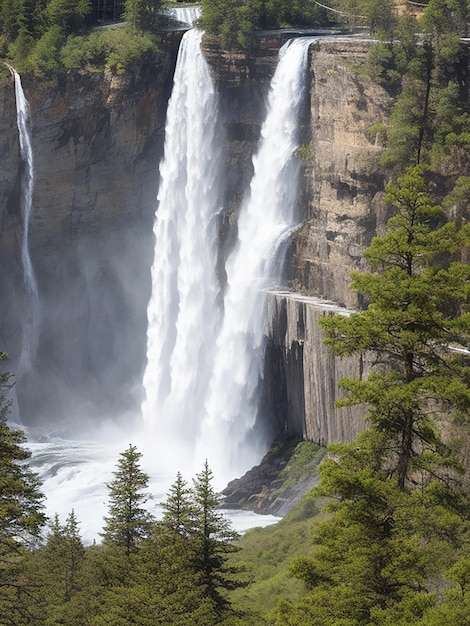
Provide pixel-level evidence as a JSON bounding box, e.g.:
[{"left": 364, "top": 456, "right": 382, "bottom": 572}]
[{"left": 221, "top": 436, "right": 325, "bottom": 516}]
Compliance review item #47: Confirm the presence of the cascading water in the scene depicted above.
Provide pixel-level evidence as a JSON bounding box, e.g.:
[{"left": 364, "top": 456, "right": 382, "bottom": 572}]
[
  {"left": 142, "top": 35, "right": 314, "bottom": 482},
  {"left": 170, "top": 5, "right": 201, "bottom": 26},
  {"left": 27, "top": 34, "right": 314, "bottom": 539},
  {"left": 140, "top": 28, "right": 224, "bottom": 470},
  {"left": 12, "top": 69, "right": 40, "bottom": 379},
  {"left": 196, "top": 38, "right": 315, "bottom": 477}
]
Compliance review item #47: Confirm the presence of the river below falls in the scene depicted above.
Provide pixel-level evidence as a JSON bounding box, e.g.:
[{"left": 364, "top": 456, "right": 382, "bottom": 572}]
[{"left": 28, "top": 437, "right": 280, "bottom": 544}]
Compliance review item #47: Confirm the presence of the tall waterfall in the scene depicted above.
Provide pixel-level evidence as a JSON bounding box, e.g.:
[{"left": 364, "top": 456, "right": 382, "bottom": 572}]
[
  {"left": 142, "top": 35, "right": 313, "bottom": 483},
  {"left": 197, "top": 37, "right": 315, "bottom": 477},
  {"left": 12, "top": 70, "right": 39, "bottom": 379},
  {"left": 141, "top": 28, "right": 223, "bottom": 470}
]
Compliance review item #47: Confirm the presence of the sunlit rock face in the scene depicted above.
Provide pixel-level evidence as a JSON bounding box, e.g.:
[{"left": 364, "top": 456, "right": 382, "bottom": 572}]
[{"left": 290, "top": 39, "right": 392, "bottom": 308}]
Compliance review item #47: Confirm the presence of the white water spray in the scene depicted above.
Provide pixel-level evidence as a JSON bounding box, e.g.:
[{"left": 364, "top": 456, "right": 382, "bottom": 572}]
[
  {"left": 197, "top": 38, "right": 315, "bottom": 477},
  {"left": 12, "top": 70, "right": 40, "bottom": 378},
  {"left": 141, "top": 28, "right": 223, "bottom": 473}
]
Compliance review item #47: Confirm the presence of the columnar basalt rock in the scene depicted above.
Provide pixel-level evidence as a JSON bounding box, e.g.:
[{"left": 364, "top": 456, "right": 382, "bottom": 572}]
[{"left": 266, "top": 291, "right": 368, "bottom": 445}]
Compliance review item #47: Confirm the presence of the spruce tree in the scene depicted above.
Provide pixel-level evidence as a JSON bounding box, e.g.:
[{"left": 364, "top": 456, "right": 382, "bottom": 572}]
[
  {"left": 161, "top": 471, "right": 193, "bottom": 537},
  {"left": 0, "top": 353, "right": 46, "bottom": 621},
  {"left": 320, "top": 165, "right": 470, "bottom": 490},
  {"left": 101, "top": 444, "right": 153, "bottom": 556},
  {"left": 191, "top": 460, "right": 240, "bottom": 616}
]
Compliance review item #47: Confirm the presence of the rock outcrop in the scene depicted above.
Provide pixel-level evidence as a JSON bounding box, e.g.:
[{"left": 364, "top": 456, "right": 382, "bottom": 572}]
[{"left": 290, "top": 38, "right": 391, "bottom": 308}]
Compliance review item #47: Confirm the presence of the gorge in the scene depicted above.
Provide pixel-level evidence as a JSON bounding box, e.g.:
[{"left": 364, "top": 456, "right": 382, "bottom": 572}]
[{"left": 0, "top": 25, "right": 391, "bottom": 531}]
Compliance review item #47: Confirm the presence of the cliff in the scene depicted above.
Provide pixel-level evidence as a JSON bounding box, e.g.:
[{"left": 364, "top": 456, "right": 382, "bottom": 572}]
[
  {"left": 0, "top": 32, "right": 389, "bottom": 444},
  {"left": 265, "top": 291, "right": 368, "bottom": 445},
  {"left": 0, "top": 34, "right": 181, "bottom": 429},
  {"left": 292, "top": 38, "right": 391, "bottom": 308}
]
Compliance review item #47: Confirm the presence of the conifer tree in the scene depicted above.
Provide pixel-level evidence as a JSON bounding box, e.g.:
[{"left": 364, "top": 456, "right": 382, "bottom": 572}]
[
  {"left": 101, "top": 444, "right": 153, "bottom": 556},
  {"left": 320, "top": 165, "right": 470, "bottom": 490},
  {"left": 0, "top": 353, "right": 46, "bottom": 621},
  {"left": 161, "top": 470, "right": 193, "bottom": 537},
  {"left": 191, "top": 460, "right": 240, "bottom": 616}
]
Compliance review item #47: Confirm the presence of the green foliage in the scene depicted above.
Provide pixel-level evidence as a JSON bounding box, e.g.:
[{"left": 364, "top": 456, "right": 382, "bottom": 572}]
[
  {"left": 365, "top": 1, "right": 470, "bottom": 173},
  {"left": 1, "top": 0, "right": 161, "bottom": 74},
  {"left": 191, "top": 460, "right": 241, "bottom": 616},
  {"left": 46, "top": 0, "right": 91, "bottom": 34},
  {"left": 27, "top": 25, "right": 66, "bottom": 74},
  {"left": 101, "top": 444, "right": 154, "bottom": 556},
  {"left": 123, "top": 0, "right": 162, "bottom": 30},
  {"left": 321, "top": 165, "right": 470, "bottom": 489},
  {"left": 199, "top": 0, "right": 325, "bottom": 48},
  {"left": 0, "top": 353, "right": 46, "bottom": 623},
  {"left": 60, "top": 25, "right": 158, "bottom": 73}
]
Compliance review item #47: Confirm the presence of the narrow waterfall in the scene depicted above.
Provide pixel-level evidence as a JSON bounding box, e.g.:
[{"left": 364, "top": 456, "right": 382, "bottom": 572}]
[
  {"left": 12, "top": 70, "right": 39, "bottom": 379},
  {"left": 141, "top": 28, "right": 223, "bottom": 470},
  {"left": 197, "top": 38, "right": 315, "bottom": 478}
]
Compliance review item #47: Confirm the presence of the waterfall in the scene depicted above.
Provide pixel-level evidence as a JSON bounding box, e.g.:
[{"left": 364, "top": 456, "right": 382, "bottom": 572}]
[
  {"left": 141, "top": 35, "right": 313, "bottom": 483},
  {"left": 170, "top": 6, "right": 201, "bottom": 26},
  {"left": 197, "top": 38, "right": 315, "bottom": 477},
  {"left": 12, "top": 70, "right": 39, "bottom": 379},
  {"left": 141, "top": 28, "right": 223, "bottom": 469}
]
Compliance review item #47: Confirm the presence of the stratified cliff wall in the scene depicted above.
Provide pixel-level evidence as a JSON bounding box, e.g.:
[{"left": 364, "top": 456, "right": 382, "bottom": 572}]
[
  {"left": 291, "top": 38, "right": 391, "bottom": 308},
  {"left": 0, "top": 34, "right": 181, "bottom": 429}
]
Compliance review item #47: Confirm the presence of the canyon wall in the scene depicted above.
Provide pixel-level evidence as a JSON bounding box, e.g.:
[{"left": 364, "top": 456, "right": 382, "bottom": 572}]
[
  {"left": 0, "top": 32, "right": 389, "bottom": 443},
  {"left": 0, "top": 33, "right": 181, "bottom": 430},
  {"left": 204, "top": 36, "right": 390, "bottom": 444}
]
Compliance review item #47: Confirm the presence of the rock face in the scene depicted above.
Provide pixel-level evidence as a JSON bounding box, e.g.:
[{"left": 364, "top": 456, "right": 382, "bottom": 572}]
[
  {"left": 291, "top": 39, "right": 391, "bottom": 308},
  {"left": 265, "top": 291, "right": 368, "bottom": 445},
  {"left": 0, "top": 34, "right": 181, "bottom": 429}
]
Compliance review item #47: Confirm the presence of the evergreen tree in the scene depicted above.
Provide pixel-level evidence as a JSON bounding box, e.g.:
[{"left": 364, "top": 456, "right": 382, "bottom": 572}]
[
  {"left": 101, "top": 444, "right": 153, "bottom": 556},
  {"left": 161, "top": 470, "right": 193, "bottom": 537},
  {"left": 122, "top": 0, "right": 161, "bottom": 30},
  {"left": 0, "top": 353, "right": 46, "bottom": 621},
  {"left": 320, "top": 165, "right": 470, "bottom": 490},
  {"left": 191, "top": 460, "right": 240, "bottom": 616},
  {"left": 271, "top": 167, "right": 470, "bottom": 625}
]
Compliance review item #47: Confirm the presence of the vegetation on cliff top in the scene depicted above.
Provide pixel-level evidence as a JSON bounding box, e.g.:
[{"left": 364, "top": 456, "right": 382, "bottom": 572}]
[{"left": 0, "top": 0, "right": 169, "bottom": 75}]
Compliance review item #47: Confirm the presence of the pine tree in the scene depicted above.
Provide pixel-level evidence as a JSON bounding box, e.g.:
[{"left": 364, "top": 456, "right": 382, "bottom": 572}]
[
  {"left": 0, "top": 353, "right": 46, "bottom": 621},
  {"left": 161, "top": 471, "right": 193, "bottom": 537},
  {"left": 320, "top": 165, "right": 470, "bottom": 490},
  {"left": 191, "top": 460, "right": 240, "bottom": 616},
  {"left": 101, "top": 444, "right": 153, "bottom": 556}
]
